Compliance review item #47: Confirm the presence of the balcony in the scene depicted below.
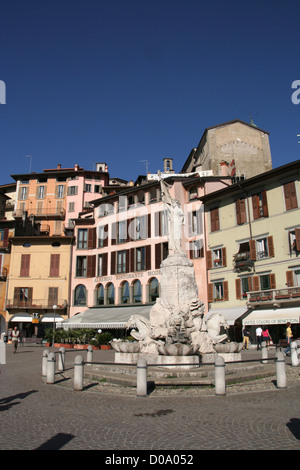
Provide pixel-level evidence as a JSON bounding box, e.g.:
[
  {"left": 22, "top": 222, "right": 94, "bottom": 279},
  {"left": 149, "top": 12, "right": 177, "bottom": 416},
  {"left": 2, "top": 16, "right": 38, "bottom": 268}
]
[
  {"left": 13, "top": 208, "right": 65, "bottom": 219},
  {"left": 247, "top": 287, "right": 300, "bottom": 307},
  {"left": 233, "top": 252, "right": 254, "bottom": 272},
  {"left": 6, "top": 299, "right": 68, "bottom": 310}
]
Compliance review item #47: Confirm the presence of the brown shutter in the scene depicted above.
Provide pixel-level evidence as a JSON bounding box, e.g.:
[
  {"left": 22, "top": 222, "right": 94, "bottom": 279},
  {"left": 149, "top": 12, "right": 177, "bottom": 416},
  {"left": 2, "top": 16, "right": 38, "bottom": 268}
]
[
  {"left": 236, "top": 200, "right": 241, "bottom": 225},
  {"left": 3, "top": 228, "right": 9, "bottom": 247},
  {"left": 235, "top": 279, "right": 241, "bottom": 299},
  {"left": 103, "top": 225, "right": 108, "bottom": 247},
  {"left": 20, "top": 254, "right": 30, "bottom": 276},
  {"left": 236, "top": 198, "right": 247, "bottom": 225},
  {"left": 87, "top": 255, "right": 96, "bottom": 277},
  {"left": 27, "top": 287, "right": 33, "bottom": 305},
  {"left": 206, "top": 250, "right": 212, "bottom": 269},
  {"left": 155, "top": 212, "right": 161, "bottom": 237},
  {"left": 14, "top": 287, "right": 20, "bottom": 305},
  {"left": 148, "top": 214, "right": 151, "bottom": 238},
  {"left": 270, "top": 273, "right": 276, "bottom": 289},
  {"left": 261, "top": 190, "right": 268, "bottom": 217},
  {"left": 284, "top": 181, "right": 298, "bottom": 210},
  {"left": 248, "top": 276, "right": 253, "bottom": 292},
  {"left": 48, "top": 287, "right": 58, "bottom": 307},
  {"left": 210, "top": 207, "right": 219, "bottom": 232},
  {"left": 253, "top": 276, "right": 260, "bottom": 291},
  {"left": 88, "top": 228, "right": 96, "bottom": 249},
  {"left": 286, "top": 270, "right": 294, "bottom": 287},
  {"left": 223, "top": 281, "right": 229, "bottom": 301},
  {"left": 125, "top": 249, "right": 130, "bottom": 273},
  {"left": 110, "top": 252, "right": 116, "bottom": 275},
  {"left": 252, "top": 194, "right": 259, "bottom": 220},
  {"left": 102, "top": 253, "right": 108, "bottom": 276},
  {"left": 222, "top": 247, "right": 227, "bottom": 267},
  {"left": 155, "top": 243, "right": 161, "bottom": 269},
  {"left": 267, "top": 236, "right": 274, "bottom": 257},
  {"left": 208, "top": 283, "right": 214, "bottom": 302},
  {"left": 50, "top": 254, "right": 60, "bottom": 277},
  {"left": 130, "top": 248, "right": 135, "bottom": 272},
  {"left": 249, "top": 239, "right": 256, "bottom": 260},
  {"left": 295, "top": 229, "right": 300, "bottom": 251},
  {"left": 111, "top": 223, "right": 116, "bottom": 245},
  {"left": 146, "top": 245, "right": 151, "bottom": 271}
]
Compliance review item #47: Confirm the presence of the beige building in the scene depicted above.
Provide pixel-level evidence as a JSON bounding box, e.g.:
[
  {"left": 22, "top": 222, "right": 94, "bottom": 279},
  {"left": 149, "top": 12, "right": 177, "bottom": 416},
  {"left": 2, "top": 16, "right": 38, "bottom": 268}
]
[
  {"left": 201, "top": 159, "right": 300, "bottom": 343},
  {"left": 182, "top": 119, "right": 272, "bottom": 179}
]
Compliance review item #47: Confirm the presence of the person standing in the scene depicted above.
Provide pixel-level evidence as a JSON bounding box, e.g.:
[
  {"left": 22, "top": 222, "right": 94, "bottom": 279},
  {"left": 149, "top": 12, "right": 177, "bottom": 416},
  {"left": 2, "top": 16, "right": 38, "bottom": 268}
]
[
  {"left": 11, "top": 326, "right": 20, "bottom": 353},
  {"left": 242, "top": 326, "right": 250, "bottom": 350},
  {"left": 284, "top": 322, "right": 293, "bottom": 356},
  {"left": 256, "top": 325, "right": 263, "bottom": 350}
]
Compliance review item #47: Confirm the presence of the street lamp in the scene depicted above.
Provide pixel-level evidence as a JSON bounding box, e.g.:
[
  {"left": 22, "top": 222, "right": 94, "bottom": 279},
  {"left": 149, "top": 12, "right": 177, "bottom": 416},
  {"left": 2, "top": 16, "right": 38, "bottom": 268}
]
[{"left": 52, "top": 305, "right": 57, "bottom": 346}]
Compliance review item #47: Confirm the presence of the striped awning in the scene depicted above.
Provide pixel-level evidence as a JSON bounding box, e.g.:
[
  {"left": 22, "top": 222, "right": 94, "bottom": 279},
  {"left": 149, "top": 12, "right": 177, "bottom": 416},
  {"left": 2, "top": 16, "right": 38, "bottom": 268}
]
[
  {"left": 242, "top": 307, "right": 300, "bottom": 326},
  {"left": 60, "top": 305, "right": 152, "bottom": 330}
]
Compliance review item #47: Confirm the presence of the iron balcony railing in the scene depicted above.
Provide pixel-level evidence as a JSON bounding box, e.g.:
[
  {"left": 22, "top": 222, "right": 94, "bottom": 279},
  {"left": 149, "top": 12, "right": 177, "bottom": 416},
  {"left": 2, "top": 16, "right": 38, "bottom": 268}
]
[
  {"left": 6, "top": 299, "right": 68, "bottom": 309},
  {"left": 247, "top": 286, "right": 300, "bottom": 306}
]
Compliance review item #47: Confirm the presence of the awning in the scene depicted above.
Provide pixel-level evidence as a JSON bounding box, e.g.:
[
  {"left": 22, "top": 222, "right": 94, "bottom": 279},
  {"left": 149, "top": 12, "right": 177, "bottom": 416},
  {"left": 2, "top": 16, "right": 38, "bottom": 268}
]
[
  {"left": 242, "top": 307, "right": 300, "bottom": 326},
  {"left": 9, "top": 313, "right": 33, "bottom": 323},
  {"left": 40, "top": 313, "right": 65, "bottom": 323},
  {"left": 60, "top": 305, "right": 152, "bottom": 330},
  {"left": 207, "top": 307, "right": 249, "bottom": 325}
]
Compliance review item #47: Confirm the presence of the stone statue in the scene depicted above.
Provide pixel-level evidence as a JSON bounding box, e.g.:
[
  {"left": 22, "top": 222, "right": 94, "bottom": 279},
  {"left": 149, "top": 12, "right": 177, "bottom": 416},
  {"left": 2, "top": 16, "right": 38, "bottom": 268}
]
[{"left": 158, "top": 172, "right": 185, "bottom": 254}]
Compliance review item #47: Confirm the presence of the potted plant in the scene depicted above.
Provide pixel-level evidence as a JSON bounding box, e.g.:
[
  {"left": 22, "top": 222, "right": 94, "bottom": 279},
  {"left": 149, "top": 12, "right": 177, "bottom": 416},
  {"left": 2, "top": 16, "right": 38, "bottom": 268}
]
[{"left": 90, "top": 332, "right": 113, "bottom": 349}]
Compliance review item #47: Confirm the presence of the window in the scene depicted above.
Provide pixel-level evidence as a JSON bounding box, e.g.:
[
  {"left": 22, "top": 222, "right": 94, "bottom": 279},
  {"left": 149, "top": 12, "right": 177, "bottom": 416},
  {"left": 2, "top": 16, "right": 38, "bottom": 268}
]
[
  {"left": 188, "top": 209, "right": 203, "bottom": 236},
  {"left": 107, "top": 283, "right": 115, "bottom": 305},
  {"left": 188, "top": 186, "right": 198, "bottom": 200},
  {"left": 68, "top": 186, "right": 78, "bottom": 195},
  {"left": 68, "top": 202, "right": 75, "bottom": 212},
  {"left": 13, "top": 287, "right": 33, "bottom": 306},
  {"left": 96, "top": 284, "right": 104, "bottom": 305},
  {"left": 155, "top": 242, "right": 168, "bottom": 269},
  {"left": 120, "top": 281, "right": 130, "bottom": 303},
  {"left": 20, "top": 187, "right": 28, "bottom": 200},
  {"left": 20, "top": 254, "right": 30, "bottom": 277},
  {"left": 252, "top": 190, "right": 268, "bottom": 219},
  {"left": 136, "top": 247, "right": 146, "bottom": 271},
  {"left": 97, "top": 253, "right": 108, "bottom": 276},
  {"left": 56, "top": 185, "right": 64, "bottom": 198},
  {"left": 98, "top": 225, "right": 108, "bottom": 247},
  {"left": 133, "top": 280, "right": 142, "bottom": 303},
  {"left": 254, "top": 236, "right": 274, "bottom": 259},
  {"left": 189, "top": 240, "right": 204, "bottom": 259},
  {"left": 289, "top": 229, "right": 300, "bottom": 255},
  {"left": 117, "top": 250, "right": 127, "bottom": 273},
  {"left": 37, "top": 186, "right": 45, "bottom": 199},
  {"left": 74, "top": 285, "right": 87, "bottom": 306},
  {"left": 76, "top": 256, "right": 87, "bottom": 277},
  {"left": 208, "top": 281, "right": 229, "bottom": 302},
  {"left": 206, "top": 248, "right": 227, "bottom": 269},
  {"left": 50, "top": 254, "right": 60, "bottom": 277},
  {"left": 77, "top": 229, "right": 88, "bottom": 249},
  {"left": 253, "top": 273, "right": 276, "bottom": 291},
  {"left": 235, "top": 276, "right": 253, "bottom": 299},
  {"left": 84, "top": 184, "right": 92, "bottom": 192},
  {"left": 283, "top": 181, "right": 298, "bottom": 211},
  {"left": 210, "top": 207, "right": 220, "bottom": 232},
  {"left": 149, "top": 277, "right": 159, "bottom": 302},
  {"left": 112, "top": 221, "right": 127, "bottom": 244}
]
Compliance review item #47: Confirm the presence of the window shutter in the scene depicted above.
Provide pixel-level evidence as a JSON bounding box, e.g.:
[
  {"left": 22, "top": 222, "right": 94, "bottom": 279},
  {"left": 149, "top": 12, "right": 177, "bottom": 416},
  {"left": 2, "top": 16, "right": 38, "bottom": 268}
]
[
  {"left": 110, "top": 252, "right": 116, "bottom": 275},
  {"left": 252, "top": 194, "right": 259, "bottom": 220},
  {"left": 253, "top": 276, "right": 259, "bottom": 291},
  {"left": 223, "top": 281, "right": 229, "bottom": 301},
  {"left": 50, "top": 254, "right": 60, "bottom": 277},
  {"left": 102, "top": 253, "right": 108, "bottom": 276},
  {"left": 125, "top": 250, "right": 130, "bottom": 273},
  {"left": 111, "top": 223, "right": 116, "bottom": 245},
  {"left": 208, "top": 283, "right": 214, "bottom": 302},
  {"left": 210, "top": 207, "right": 219, "bottom": 232},
  {"left": 48, "top": 287, "right": 58, "bottom": 306},
  {"left": 249, "top": 240, "right": 256, "bottom": 260},
  {"left": 155, "top": 243, "right": 162, "bottom": 269},
  {"left": 147, "top": 214, "right": 151, "bottom": 238},
  {"left": 248, "top": 276, "right": 253, "bottom": 292},
  {"left": 286, "top": 270, "right": 294, "bottom": 287},
  {"left": 284, "top": 181, "right": 298, "bottom": 211},
  {"left": 270, "top": 273, "right": 276, "bottom": 289},
  {"left": 155, "top": 212, "right": 161, "bottom": 237},
  {"left": 235, "top": 279, "right": 241, "bottom": 299},
  {"left": 88, "top": 228, "right": 96, "bottom": 249},
  {"left": 267, "top": 236, "right": 274, "bottom": 257},
  {"left": 222, "top": 247, "right": 227, "bottom": 267},
  {"left": 3, "top": 228, "right": 9, "bottom": 247},
  {"left": 146, "top": 245, "right": 151, "bottom": 271},
  {"left": 295, "top": 229, "right": 300, "bottom": 251},
  {"left": 20, "top": 254, "right": 30, "bottom": 276},
  {"left": 236, "top": 198, "right": 247, "bottom": 225},
  {"left": 87, "top": 255, "right": 96, "bottom": 277},
  {"left": 206, "top": 250, "right": 212, "bottom": 269},
  {"left": 261, "top": 190, "right": 268, "bottom": 217}
]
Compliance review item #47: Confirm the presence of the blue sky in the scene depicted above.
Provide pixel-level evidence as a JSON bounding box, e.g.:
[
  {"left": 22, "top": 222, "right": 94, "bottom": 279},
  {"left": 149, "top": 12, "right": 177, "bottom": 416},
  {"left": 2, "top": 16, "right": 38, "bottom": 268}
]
[{"left": 0, "top": 0, "right": 299, "bottom": 186}]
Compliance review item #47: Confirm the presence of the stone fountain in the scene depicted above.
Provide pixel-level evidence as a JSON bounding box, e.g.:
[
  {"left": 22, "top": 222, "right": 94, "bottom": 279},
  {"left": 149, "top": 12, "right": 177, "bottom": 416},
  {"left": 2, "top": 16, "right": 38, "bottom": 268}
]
[{"left": 111, "top": 175, "right": 242, "bottom": 366}]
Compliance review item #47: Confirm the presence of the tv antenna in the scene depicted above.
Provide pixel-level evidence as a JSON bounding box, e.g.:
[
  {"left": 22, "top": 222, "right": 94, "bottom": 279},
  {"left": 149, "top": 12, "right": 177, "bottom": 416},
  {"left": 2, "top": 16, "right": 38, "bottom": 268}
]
[
  {"left": 25, "top": 155, "right": 32, "bottom": 173},
  {"left": 297, "top": 134, "right": 300, "bottom": 144},
  {"left": 140, "top": 160, "right": 150, "bottom": 173}
]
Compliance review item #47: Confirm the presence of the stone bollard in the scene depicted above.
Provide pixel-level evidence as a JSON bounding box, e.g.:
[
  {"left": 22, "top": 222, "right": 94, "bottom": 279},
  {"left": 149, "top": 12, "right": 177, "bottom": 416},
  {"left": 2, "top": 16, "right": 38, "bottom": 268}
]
[
  {"left": 74, "top": 355, "right": 84, "bottom": 391},
  {"left": 58, "top": 347, "right": 65, "bottom": 371},
  {"left": 86, "top": 345, "right": 93, "bottom": 365},
  {"left": 291, "top": 342, "right": 299, "bottom": 367},
  {"left": 46, "top": 352, "right": 56, "bottom": 384},
  {"left": 276, "top": 351, "right": 287, "bottom": 389},
  {"left": 0, "top": 332, "right": 7, "bottom": 365},
  {"left": 136, "top": 357, "right": 147, "bottom": 397},
  {"left": 261, "top": 341, "right": 268, "bottom": 364},
  {"left": 215, "top": 355, "right": 226, "bottom": 396},
  {"left": 42, "top": 349, "right": 49, "bottom": 377}
]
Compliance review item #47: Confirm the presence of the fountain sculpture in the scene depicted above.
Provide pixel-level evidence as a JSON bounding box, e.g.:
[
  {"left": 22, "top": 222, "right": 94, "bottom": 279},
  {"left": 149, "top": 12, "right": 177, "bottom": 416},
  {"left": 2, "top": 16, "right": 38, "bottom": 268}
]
[{"left": 111, "top": 174, "right": 242, "bottom": 364}]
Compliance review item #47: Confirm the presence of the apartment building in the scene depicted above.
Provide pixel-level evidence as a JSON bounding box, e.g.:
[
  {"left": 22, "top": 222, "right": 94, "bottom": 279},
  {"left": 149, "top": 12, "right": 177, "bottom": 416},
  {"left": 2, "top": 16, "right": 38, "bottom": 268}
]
[
  {"left": 65, "top": 161, "right": 232, "bottom": 330},
  {"left": 3, "top": 163, "right": 109, "bottom": 336},
  {"left": 200, "top": 159, "right": 300, "bottom": 343}
]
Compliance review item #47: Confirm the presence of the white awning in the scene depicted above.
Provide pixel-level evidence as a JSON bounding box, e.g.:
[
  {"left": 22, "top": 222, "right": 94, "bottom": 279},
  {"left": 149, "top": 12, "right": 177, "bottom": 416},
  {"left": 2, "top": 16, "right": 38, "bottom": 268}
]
[
  {"left": 40, "top": 313, "right": 65, "bottom": 323},
  {"left": 60, "top": 305, "right": 152, "bottom": 330},
  {"left": 9, "top": 313, "right": 33, "bottom": 323},
  {"left": 242, "top": 307, "right": 300, "bottom": 326},
  {"left": 207, "top": 307, "right": 249, "bottom": 325}
]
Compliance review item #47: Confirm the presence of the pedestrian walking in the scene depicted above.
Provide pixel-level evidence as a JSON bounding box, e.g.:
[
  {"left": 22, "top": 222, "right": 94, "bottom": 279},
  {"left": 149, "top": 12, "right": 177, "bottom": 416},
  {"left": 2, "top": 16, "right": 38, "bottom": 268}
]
[
  {"left": 284, "top": 322, "right": 293, "bottom": 356},
  {"left": 11, "top": 326, "right": 20, "bottom": 353},
  {"left": 262, "top": 326, "right": 272, "bottom": 349},
  {"left": 256, "top": 325, "right": 263, "bottom": 350},
  {"left": 242, "top": 326, "right": 250, "bottom": 350}
]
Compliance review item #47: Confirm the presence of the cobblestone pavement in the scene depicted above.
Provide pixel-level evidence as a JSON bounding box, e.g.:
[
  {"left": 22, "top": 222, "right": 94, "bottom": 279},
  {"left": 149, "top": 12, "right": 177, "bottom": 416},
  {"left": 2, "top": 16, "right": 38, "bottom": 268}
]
[{"left": 1, "top": 344, "right": 300, "bottom": 451}]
